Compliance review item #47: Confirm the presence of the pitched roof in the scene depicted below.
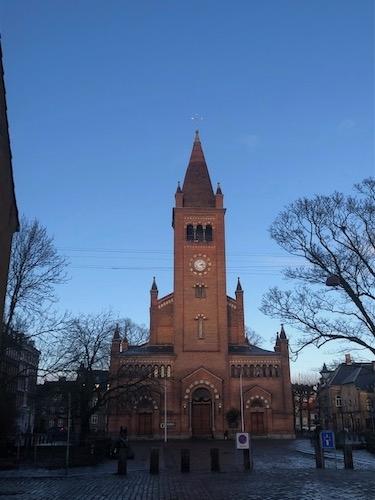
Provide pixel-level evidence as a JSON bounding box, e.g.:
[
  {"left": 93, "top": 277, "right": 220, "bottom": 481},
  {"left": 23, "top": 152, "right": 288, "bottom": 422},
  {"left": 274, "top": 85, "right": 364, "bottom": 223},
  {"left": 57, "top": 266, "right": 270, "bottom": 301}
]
[
  {"left": 228, "top": 344, "right": 278, "bottom": 357},
  {"left": 182, "top": 131, "right": 215, "bottom": 208},
  {"left": 121, "top": 344, "right": 174, "bottom": 356},
  {"left": 327, "top": 362, "right": 375, "bottom": 391}
]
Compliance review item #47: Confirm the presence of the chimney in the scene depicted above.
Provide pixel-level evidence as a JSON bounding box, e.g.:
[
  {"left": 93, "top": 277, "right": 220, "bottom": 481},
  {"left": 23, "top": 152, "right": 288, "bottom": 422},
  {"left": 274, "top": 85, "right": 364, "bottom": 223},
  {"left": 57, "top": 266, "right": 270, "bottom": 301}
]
[{"left": 345, "top": 353, "right": 352, "bottom": 365}]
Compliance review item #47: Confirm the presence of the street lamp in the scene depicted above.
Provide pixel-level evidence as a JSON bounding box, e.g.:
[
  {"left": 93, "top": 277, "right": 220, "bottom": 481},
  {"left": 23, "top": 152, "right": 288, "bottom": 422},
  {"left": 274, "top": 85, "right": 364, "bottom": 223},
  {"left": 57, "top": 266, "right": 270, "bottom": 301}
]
[{"left": 239, "top": 366, "right": 244, "bottom": 432}]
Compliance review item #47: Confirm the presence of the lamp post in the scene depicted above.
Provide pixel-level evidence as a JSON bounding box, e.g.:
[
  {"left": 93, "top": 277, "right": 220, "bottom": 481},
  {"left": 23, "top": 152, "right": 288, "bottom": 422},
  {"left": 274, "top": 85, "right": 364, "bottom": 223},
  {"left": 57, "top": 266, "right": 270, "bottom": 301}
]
[
  {"left": 164, "top": 376, "right": 167, "bottom": 443},
  {"left": 240, "top": 366, "right": 244, "bottom": 432}
]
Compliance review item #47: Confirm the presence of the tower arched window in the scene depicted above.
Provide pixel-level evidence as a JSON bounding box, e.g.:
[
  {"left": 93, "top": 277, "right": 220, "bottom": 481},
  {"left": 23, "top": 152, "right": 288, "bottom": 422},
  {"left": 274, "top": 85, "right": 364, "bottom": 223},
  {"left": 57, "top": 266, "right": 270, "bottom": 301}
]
[
  {"left": 166, "top": 365, "right": 171, "bottom": 378},
  {"left": 186, "top": 225, "right": 194, "bottom": 241},
  {"left": 194, "top": 284, "right": 206, "bottom": 298},
  {"left": 153, "top": 365, "right": 159, "bottom": 378},
  {"left": 196, "top": 225, "right": 204, "bottom": 242},
  {"left": 160, "top": 365, "right": 165, "bottom": 378},
  {"left": 205, "top": 225, "right": 213, "bottom": 241}
]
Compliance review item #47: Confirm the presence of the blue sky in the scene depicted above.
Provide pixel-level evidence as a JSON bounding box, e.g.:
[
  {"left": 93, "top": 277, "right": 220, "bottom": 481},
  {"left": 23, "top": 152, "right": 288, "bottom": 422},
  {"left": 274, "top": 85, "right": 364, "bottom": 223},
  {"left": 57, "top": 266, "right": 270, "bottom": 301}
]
[{"left": 1, "top": 1, "right": 374, "bottom": 377}]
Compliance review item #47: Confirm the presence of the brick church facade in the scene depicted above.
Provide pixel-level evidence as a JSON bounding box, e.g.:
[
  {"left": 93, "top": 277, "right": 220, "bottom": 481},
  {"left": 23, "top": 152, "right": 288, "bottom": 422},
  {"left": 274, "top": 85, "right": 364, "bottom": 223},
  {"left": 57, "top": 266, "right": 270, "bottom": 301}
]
[{"left": 108, "top": 132, "right": 294, "bottom": 439}]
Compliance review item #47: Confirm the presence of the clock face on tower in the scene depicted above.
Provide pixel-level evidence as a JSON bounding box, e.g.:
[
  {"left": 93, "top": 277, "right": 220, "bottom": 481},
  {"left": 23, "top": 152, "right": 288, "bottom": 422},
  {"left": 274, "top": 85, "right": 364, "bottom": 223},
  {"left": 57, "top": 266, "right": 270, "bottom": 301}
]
[
  {"left": 189, "top": 254, "right": 211, "bottom": 275},
  {"left": 194, "top": 258, "right": 206, "bottom": 272}
]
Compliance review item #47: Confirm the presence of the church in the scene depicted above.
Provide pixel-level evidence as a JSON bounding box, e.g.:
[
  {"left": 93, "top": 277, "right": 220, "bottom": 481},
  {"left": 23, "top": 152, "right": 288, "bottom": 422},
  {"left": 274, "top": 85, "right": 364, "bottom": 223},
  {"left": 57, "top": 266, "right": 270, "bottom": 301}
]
[{"left": 108, "top": 132, "right": 294, "bottom": 439}]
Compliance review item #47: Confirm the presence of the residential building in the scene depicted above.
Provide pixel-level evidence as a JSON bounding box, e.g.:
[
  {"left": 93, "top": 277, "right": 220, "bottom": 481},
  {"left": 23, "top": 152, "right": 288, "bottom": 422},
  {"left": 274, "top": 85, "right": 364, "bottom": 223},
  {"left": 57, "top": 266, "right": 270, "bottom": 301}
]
[{"left": 318, "top": 355, "right": 375, "bottom": 433}]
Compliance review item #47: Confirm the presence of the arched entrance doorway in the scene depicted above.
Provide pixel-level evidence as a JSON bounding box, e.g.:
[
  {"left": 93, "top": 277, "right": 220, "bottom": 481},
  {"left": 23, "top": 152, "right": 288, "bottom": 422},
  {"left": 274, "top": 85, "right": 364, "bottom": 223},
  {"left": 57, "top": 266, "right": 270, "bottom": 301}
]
[
  {"left": 250, "top": 398, "right": 265, "bottom": 435},
  {"left": 191, "top": 387, "right": 212, "bottom": 437},
  {"left": 137, "top": 399, "right": 154, "bottom": 436}
]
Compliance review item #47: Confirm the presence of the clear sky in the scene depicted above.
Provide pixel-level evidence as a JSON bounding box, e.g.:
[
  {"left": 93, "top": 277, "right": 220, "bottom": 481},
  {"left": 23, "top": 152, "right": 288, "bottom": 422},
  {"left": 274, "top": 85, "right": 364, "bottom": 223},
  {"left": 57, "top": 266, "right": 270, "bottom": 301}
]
[{"left": 1, "top": 1, "right": 374, "bottom": 378}]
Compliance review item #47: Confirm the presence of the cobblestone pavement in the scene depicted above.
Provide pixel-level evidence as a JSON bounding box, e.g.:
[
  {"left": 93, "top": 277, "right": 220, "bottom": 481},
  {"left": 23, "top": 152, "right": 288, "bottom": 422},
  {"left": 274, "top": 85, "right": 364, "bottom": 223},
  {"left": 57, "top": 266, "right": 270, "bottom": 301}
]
[{"left": 0, "top": 440, "right": 374, "bottom": 499}]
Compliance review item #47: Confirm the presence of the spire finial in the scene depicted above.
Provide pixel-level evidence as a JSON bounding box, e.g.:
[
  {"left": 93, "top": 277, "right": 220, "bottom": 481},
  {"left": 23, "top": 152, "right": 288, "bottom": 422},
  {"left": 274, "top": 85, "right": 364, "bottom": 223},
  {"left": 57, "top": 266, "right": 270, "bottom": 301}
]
[
  {"left": 113, "top": 322, "right": 120, "bottom": 340},
  {"left": 280, "top": 323, "right": 287, "bottom": 339},
  {"left": 194, "top": 130, "right": 200, "bottom": 142},
  {"left": 151, "top": 276, "right": 158, "bottom": 291},
  {"left": 236, "top": 277, "right": 243, "bottom": 292}
]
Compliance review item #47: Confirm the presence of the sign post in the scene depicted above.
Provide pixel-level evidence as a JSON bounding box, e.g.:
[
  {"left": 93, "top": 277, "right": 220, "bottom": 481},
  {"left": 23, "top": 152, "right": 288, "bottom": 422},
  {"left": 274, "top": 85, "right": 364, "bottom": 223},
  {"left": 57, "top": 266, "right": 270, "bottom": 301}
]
[
  {"left": 236, "top": 432, "right": 252, "bottom": 471},
  {"left": 320, "top": 430, "right": 335, "bottom": 450}
]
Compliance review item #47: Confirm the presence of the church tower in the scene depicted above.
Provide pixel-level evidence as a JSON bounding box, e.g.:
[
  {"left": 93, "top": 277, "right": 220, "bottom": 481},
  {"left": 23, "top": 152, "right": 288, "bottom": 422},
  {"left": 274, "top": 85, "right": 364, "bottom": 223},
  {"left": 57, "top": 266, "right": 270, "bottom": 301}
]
[
  {"left": 173, "top": 131, "right": 237, "bottom": 354},
  {"left": 109, "top": 132, "right": 294, "bottom": 439}
]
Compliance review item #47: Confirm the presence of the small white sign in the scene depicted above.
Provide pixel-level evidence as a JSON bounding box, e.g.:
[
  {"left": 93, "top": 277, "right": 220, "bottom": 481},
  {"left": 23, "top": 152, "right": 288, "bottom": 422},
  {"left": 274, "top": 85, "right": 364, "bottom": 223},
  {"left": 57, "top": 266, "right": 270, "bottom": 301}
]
[{"left": 236, "top": 432, "right": 250, "bottom": 449}]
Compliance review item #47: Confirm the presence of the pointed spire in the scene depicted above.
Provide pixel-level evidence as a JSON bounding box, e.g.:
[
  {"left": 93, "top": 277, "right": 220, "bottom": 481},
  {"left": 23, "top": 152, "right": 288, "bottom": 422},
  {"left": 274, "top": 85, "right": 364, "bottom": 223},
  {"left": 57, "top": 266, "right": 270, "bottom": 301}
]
[
  {"left": 236, "top": 277, "right": 243, "bottom": 292},
  {"left": 176, "top": 181, "right": 182, "bottom": 193},
  {"left": 321, "top": 362, "right": 328, "bottom": 373},
  {"left": 113, "top": 323, "right": 120, "bottom": 340},
  {"left": 216, "top": 182, "right": 222, "bottom": 195},
  {"left": 151, "top": 276, "right": 158, "bottom": 291},
  {"left": 182, "top": 131, "right": 215, "bottom": 207},
  {"left": 280, "top": 324, "right": 287, "bottom": 339}
]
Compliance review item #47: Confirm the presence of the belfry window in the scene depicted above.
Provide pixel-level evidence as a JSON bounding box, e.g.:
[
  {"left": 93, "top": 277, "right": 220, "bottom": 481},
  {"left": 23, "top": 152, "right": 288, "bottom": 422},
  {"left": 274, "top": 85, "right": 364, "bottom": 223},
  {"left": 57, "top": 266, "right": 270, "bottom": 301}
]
[
  {"left": 196, "top": 225, "right": 204, "bottom": 242},
  {"left": 205, "top": 225, "right": 213, "bottom": 241},
  {"left": 186, "top": 225, "right": 194, "bottom": 241},
  {"left": 186, "top": 224, "right": 214, "bottom": 243}
]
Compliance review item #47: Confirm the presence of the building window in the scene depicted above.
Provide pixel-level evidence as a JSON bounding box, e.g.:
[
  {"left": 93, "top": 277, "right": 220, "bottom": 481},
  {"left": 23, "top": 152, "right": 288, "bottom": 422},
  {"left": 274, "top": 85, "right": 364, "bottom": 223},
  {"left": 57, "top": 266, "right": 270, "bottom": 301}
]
[
  {"left": 194, "top": 284, "right": 206, "bottom": 298},
  {"left": 153, "top": 365, "right": 159, "bottom": 378},
  {"left": 186, "top": 225, "right": 194, "bottom": 241},
  {"left": 205, "top": 225, "right": 213, "bottom": 241},
  {"left": 160, "top": 365, "right": 165, "bottom": 378},
  {"left": 335, "top": 395, "right": 342, "bottom": 407},
  {"left": 166, "top": 365, "right": 171, "bottom": 378},
  {"left": 91, "top": 414, "right": 98, "bottom": 425},
  {"left": 196, "top": 225, "right": 204, "bottom": 241}
]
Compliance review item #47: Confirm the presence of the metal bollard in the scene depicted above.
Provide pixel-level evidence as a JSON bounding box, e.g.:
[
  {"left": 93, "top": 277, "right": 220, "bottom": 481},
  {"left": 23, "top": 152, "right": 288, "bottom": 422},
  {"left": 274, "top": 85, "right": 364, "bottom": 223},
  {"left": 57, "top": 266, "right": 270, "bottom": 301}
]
[
  {"left": 243, "top": 448, "right": 253, "bottom": 472},
  {"left": 181, "top": 449, "right": 190, "bottom": 473},
  {"left": 210, "top": 447, "right": 220, "bottom": 472},
  {"left": 314, "top": 440, "right": 325, "bottom": 469},
  {"left": 343, "top": 445, "right": 354, "bottom": 469},
  {"left": 117, "top": 448, "right": 127, "bottom": 475},
  {"left": 150, "top": 448, "right": 159, "bottom": 474}
]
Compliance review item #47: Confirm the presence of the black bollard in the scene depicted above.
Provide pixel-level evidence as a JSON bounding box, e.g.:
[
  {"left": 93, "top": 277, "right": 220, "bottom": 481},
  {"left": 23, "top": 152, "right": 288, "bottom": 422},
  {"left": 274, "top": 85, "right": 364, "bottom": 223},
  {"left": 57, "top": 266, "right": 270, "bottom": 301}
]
[
  {"left": 117, "top": 447, "right": 127, "bottom": 475},
  {"left": 243, "top": 448, "right": 253, "bottom": 472},
  {"left": 150, "top": 448, "right": 159, "bottom": 475},
  {"left": 181, "top": 449, "right": 190, "bottom": 473},
  {"left": 210, "top": 447, "right": 220, "bottom": 472},
  {"left": 314, "top": 440, "right": 325, "bottom": 469},
  {"left": 343, "top": 445, "right": 354, "bottom": 469}
]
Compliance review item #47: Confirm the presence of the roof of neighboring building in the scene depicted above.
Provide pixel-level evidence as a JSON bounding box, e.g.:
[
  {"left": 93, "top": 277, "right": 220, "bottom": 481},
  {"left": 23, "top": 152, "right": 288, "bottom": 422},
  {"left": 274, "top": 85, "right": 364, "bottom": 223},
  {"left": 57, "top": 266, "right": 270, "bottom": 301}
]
[
  {"left": 228, "top": 344, "right": 278, "bottom": 357},
  {"left": 325, "top": 362, "right": 375, "bottom": 391}
]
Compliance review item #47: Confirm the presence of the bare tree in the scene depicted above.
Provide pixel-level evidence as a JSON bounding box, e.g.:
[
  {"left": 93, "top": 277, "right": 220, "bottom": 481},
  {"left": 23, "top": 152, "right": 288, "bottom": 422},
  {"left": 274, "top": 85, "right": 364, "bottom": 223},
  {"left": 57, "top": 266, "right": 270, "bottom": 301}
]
[
  {"left": 46, "top": 312, "right": 158, "bottom": 442},
  {"left": 261, "top": 178, "right": 375, "bottom": 356},
  {"left": 4, "top": 216, "right": 68, "bottom": 337},
  {"left": 245, "top": 326, "right": 263, "bottom": 347},
  {"left": 121, "top": 317, "right": 149, "bottom": 345}
]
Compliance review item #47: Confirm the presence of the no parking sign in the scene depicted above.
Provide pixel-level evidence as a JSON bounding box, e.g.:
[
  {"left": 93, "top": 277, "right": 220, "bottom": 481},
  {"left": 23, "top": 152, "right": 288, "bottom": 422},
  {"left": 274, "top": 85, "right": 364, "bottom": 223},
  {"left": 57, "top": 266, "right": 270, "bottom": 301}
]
[{"left": 236, "top": 432, "right": 250, "bottom": 449}]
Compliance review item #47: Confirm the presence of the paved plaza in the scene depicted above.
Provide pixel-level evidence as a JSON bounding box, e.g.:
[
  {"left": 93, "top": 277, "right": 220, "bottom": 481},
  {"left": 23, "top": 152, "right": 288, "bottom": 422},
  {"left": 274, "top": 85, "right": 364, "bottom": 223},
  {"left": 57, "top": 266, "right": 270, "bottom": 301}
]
[{"left": 0, "top": 440, "right": 374, "bottom": 499}]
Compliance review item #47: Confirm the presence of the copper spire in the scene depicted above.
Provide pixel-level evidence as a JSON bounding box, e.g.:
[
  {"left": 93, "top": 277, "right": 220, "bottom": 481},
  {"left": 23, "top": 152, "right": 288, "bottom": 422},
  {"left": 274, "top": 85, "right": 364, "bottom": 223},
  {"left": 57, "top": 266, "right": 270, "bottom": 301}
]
[{"left": 182, "top": 131, "right": 215, "bottom": 207}]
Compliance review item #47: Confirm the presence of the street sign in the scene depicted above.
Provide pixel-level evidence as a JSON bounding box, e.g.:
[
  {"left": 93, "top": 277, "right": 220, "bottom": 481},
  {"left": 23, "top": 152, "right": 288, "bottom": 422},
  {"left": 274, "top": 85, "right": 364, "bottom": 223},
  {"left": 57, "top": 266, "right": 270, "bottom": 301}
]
[
  {"left": 160, "top": 422, "right": 175, "bottom": 429},
  {"left": 320, "top": 430, "right": 335, "bottom": 449},
  {"left": 236, "top": 432, "right": 250, "bottom": 449}
]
